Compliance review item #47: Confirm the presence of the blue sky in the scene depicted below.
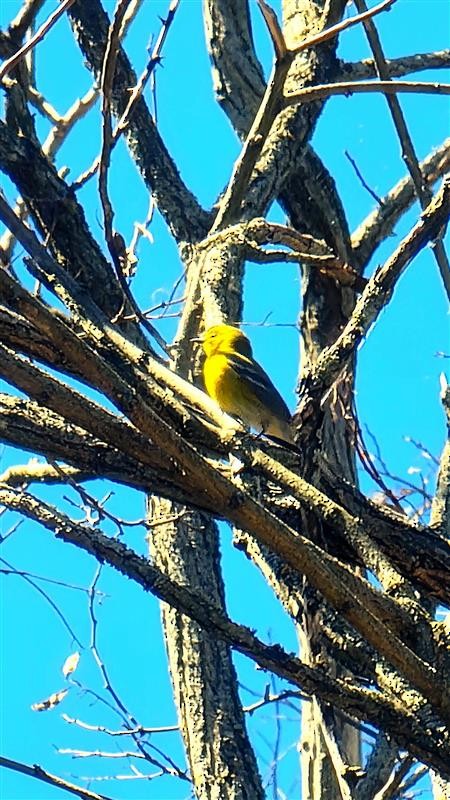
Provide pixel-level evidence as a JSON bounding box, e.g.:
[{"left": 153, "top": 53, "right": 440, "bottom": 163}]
[{"left": 1, "top": 0, "right": 449, "bottom": 798}]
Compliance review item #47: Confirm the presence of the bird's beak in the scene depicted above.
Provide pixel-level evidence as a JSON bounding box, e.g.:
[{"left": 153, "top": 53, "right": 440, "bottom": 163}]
[{"left": 191, "top": 335, "right": 204, "bottom": 344}]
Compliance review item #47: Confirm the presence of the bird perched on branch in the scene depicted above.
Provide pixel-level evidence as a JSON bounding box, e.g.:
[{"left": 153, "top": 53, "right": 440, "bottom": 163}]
[{"left": 199, "top": 324, "right": 294, "bottom": 445}]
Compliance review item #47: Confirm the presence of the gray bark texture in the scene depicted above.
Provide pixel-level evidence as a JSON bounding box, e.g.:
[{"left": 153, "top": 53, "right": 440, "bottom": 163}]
[{"left": 0, "top": 0, "right": 449, "bottom": 799}]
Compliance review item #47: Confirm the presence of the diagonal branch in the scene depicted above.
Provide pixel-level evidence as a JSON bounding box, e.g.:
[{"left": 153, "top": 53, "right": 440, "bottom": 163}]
[
  {"left": 0, "top": 394, "right": 196, "bottom": 504},
  {"left": 201, "top": 218, "right": 366, "bottom": 289},
  {"left": 0, "top": 120, "right": 145, "bottom": 346},
  {"left": 0, "top": 462, "right": 85, "bottom": 487},
  {"left": 1, "top": 488, "right": 450, "bottom": 778},
  {"left": 353, "top": 0, "right": 450, "bottom": 299},
  {"left": 203, "top": 0, "right": 353, "bottom": 261},
  {"left": 1, "top": 197, "right": 448, "bottom": 702},
  {"left": 95, "top": 0, "right": 169, "bottom": 354},
  {"left": 0, "top": 0, "right": 75, "bottom": 82},
  {"left": 430, "top": 378, "right": 450, "bottom": 536},
  {"left": 68, "top": 0, "right": 210, "bottom": 242},
  {"left": 0, "top": 756, "right": 113, "bottom": 800},
  {"left": 72, "top": 0, "right": 181, "bottom": 193},
  {"left": 298, "top": 176, "right": 450, "bottom": 415},
  {"left": 1, "top": 195, "right": 449, "bottom": 711},
  {"left": 212, "top": 0, "right": 397, "bottom": 232},
  {"left": 354, "top": 735, "right": 400, "bottom": 800},
  {"left": 7, "top": 0, "right": 46, "bottom": 41},
  {"left": 351, "top": 138, "right": 450, "bottom": 270}
]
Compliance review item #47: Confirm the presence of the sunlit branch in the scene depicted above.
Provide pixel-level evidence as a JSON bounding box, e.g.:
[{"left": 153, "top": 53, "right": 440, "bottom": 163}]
[
  {"left": 211, "top": 0, "right": 397, "bottom": 232},
  {"left": 0, "top": 756, "right": 114, "bottom": 800},
  {"left": 352, "top": 138, "right": 450, "bottom": 270},
  {"left": 342, "top": 49, "right": 450, "bottom": 81},
  {"left": 283, "top": 78, "right": 450, "bottom": 106},
  {"left": 1, "top": 487, "right": 450, "bottom": 777},
  {"left": 299, "top": 177, "right": 450, "bottom": 410},
  {"left": 353, "top": 0, "right": 450, "bottom": 299},
  {"left": 0, "top": 0, "right": 76, "bottom": 81}
]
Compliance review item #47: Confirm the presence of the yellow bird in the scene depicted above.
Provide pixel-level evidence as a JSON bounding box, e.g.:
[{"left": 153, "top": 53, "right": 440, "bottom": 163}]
[{"left": 200, "top": 324, "right": 294, "bottom": 444}]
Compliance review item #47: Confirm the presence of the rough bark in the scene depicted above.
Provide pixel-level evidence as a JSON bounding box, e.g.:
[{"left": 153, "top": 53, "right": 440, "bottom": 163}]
[
  {"left": 148, "top": 501, "right": 264, "bottom": 800},
  {"left": 1, "top": 1, "right": 449, "bottom": 798}
]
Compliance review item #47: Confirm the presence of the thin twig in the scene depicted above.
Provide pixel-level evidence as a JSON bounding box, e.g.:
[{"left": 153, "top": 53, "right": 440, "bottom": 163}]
[
  {"left": 0, "top": 565, "right": 106, "bottom": 596},
  {"left": 3, "top": 486, "right": 450, "bottom": 775},
  {"left": 290, "top": 0, "right": 397, "bottom": 55},
  {"left": 0, "top": 0, "right": 76, "bottom": 82},
  {"left": 8, "top": 0, "right": 46, "bottom": 39},
  {"left": 0, "top": 756, "right": 114, "bottom": 800},
  {"left": 212, "top": 0, "right": 397, "bottom": 232},
  {"left": 87, "top": 567, "right": 188, "bottom": 780},
  {"left": 58, "top": 749, "right": 147, "bottom": 760},
  {"left": 97, "top": 0, "right": 170, "bottom": 355},
  {"left": 115, "top": 0, "right": 180, "bottom": 136},
  {"left": 61, "top": 716, "right": 178, "bottom": 736},
  {"left": 72, "top": 0, "right": 181, "bottom": 191},
  {"left": 353, "top": 0, "right": 450, "bottom": 299},
  {"left": 283, "top": 78, "right": 450, "bottom": 106},
  {"left": 345, "top": 150, "right": 384, "bottom": 206},
  {"left": 405, "top": 436, "right": 440, "bottom": 467},
  {"left": 0, "top": 555, "right": 83, "bottom": 647}
]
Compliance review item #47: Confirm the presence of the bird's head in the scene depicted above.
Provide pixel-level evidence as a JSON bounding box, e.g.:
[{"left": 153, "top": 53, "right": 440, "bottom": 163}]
[{"left": 201, "top": 324, "right": 253, "bottom": 358}]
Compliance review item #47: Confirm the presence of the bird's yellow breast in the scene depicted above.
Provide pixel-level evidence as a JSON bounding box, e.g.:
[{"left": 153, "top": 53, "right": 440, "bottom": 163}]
[{"left": 203, "top": 354, "right": 240, "bottom": 413}]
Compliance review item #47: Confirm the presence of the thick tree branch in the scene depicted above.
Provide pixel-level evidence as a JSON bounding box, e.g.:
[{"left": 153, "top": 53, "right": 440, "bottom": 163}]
[
  {"left": 215, "top": 218, "right": 365, "bottom": 288},
  {"left": 204, "top": 0, "right": 353, "bottom": 261},
  {"left": 354, "top": 735, "right": 399, "bottom": 800},
  {"left": 0, "top": 395, "right": 195, "bottom": 503},
  {"left": 430, "top": 381, "right": 450, "bottom": 536},
  {"left": 1, "top": 339, "right": 447, "bottom": 718},
  {"left": 322, "top": 473, "right": 450, "bottom": 606},
  {"left": 0, "top": 462, "right": 85, "bottom": 487},
  {"left": 214, "top": 0, "right": 397, "bottom": 227},
  {"left": 298, "top": 177, "right": 450, "bottom": 417},
  {"left": 68, "top": 0, "right": 210, "bottom": 242},
  {"left": 340, "top": 49, "right": 450, "bottom": 81},
  {"left": 352, "top": 138, "right": 450, "bottom": 271},
  {"left": 283, "top": 78, "right": 450, "bottom": 106},
  {"left": 353, "top": 0, "right": 450, "bottom": 299},
  {"left": 2, "top": 198, "right": 448, "bottom": 707},
  {"left": 7, "top": 0, "right": 46, "bottom": 41},
  {"left": 0, "top": 345, "right": 178, "bottom": 482},
  {"left": 0, "top": 120, "right": 145, "bottom": 343},
  {"left": 0, "top": 0, "right": 75, "bottom": 82},
  {"left": 1, "top": 488, "right": 449, "bottom": 778}
]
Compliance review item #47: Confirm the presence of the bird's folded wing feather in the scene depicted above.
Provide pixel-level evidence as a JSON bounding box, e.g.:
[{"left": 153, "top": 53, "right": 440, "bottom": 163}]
[{"left": 225, "top": 354, "right": 291, "bottom": 421}]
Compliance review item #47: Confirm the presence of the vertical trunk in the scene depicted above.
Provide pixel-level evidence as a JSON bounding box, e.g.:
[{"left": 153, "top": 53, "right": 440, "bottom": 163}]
[
  {"left": 148, "top": 500, "right": 263, "bottom": 799},
  {"left": 281, "top": 2, "right": 362, "bottom": 796},
  {"left": 297, "top": 265, "right": 362, "bottom": 800},
  {"left": 147, "top": 248, "right": 263, "bottom": 798}
]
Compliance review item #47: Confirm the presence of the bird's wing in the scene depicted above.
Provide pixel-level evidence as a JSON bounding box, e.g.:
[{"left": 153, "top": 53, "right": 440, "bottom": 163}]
[{"left": 226, "top": 353, "right": 291, "bottom": 422}]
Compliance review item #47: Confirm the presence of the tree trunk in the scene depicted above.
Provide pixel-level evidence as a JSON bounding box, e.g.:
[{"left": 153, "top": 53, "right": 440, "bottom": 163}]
[
  {"left": 148, "top": 500, "right": 263, "bottom": 799},
  {"left": 281, "top": 1, "right": 362, "bottom": 796}
]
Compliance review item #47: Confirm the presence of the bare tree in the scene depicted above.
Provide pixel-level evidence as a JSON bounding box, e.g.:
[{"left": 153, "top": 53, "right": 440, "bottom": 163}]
[{"left": 1, "top": 0, "right": 449, "bottom": 799}]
